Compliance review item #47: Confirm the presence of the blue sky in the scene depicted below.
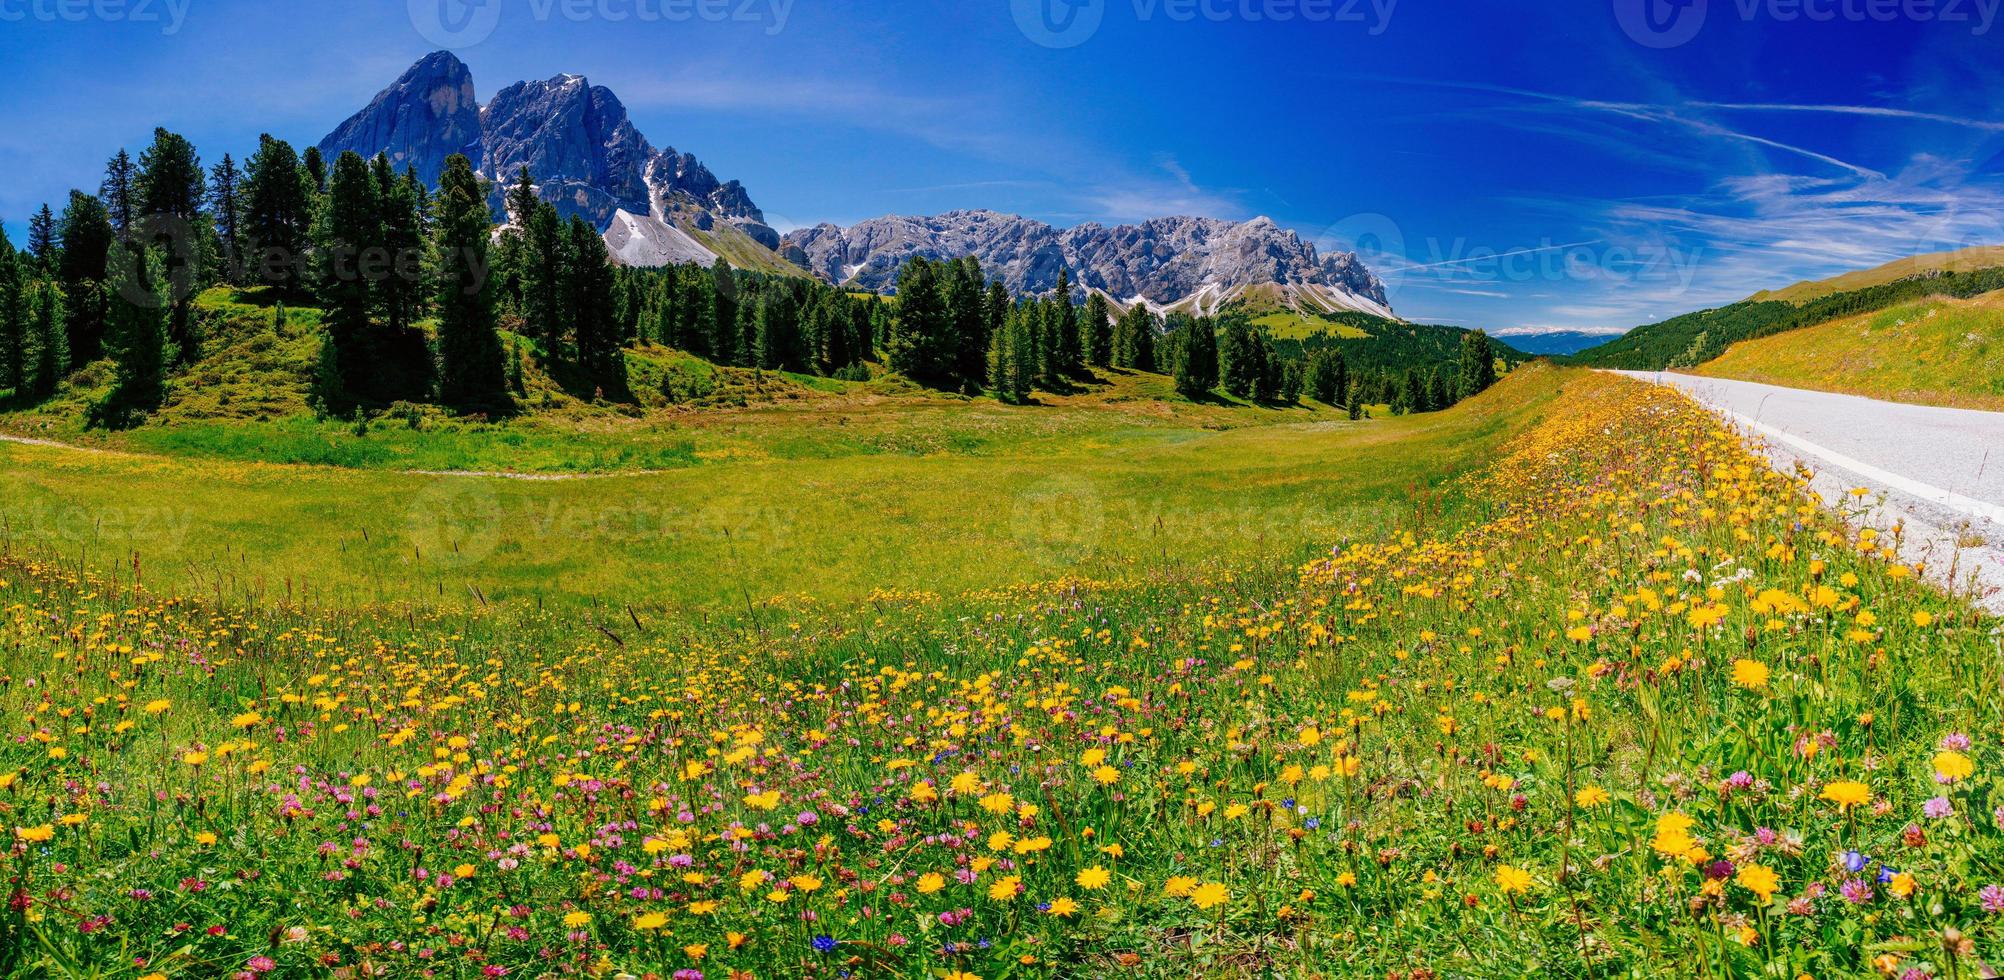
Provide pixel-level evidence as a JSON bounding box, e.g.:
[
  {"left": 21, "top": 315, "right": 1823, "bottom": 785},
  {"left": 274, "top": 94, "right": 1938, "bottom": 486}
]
[{"left": 3, "top": 0, "right": 2002, "bottom": 335}]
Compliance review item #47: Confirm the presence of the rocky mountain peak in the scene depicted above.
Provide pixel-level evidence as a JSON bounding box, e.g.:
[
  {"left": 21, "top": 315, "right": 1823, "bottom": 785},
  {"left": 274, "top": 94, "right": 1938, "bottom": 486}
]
[
  {"left": 317, "top": 50, "right": 481, "bottom": 186},
  {"left": 317, "top": 52, "right": 776, "bottom": 249}
]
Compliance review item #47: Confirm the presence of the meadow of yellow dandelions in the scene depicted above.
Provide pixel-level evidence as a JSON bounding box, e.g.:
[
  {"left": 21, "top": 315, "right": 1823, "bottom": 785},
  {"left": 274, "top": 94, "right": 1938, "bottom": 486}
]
[{"left": 1, "top": 370, "right": 1994, "bottom": 978}]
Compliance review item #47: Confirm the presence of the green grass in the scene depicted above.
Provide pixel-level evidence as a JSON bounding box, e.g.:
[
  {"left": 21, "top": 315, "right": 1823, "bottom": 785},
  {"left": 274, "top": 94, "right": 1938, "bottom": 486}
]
[
  {"left": 0, "top": 365, "right": 1568, "bottom": 614},
  {"left": 1252, "top": 310, "right": 1372, "bottom": 340},
  {"left": 1749, "top": 244, "right": 2004, "bottom": 304},
  {"left": 1694, "top": 291, "right": 2004, "bottom": 410}
]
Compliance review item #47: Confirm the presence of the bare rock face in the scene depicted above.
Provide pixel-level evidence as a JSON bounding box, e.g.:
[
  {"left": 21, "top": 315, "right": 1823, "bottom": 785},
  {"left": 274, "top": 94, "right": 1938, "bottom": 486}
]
[
  {"left": 317, "top": 51, "right": 481, "bottom": 187},
  {"left": 782, "top": 211, "right": 1393, "bottom": 316},
  {"left": 317, "top": 52, "right": 778, "bottom": 251}
]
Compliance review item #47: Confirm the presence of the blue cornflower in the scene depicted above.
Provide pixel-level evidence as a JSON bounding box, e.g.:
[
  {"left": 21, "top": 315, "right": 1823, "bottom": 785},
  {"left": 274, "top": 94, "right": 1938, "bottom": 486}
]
[{"left": 812, "top": 935, "right": 838, "bottom": 954}]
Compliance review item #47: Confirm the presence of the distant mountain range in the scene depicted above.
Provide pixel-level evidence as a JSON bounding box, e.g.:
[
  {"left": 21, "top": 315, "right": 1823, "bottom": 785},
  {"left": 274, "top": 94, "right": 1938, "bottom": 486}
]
[
  {"left": 318, "top": 52, "right": 1395, "bottom": 317},
  {"left": 1490, "top": 330, "right": 1626, "bottom": 356}
]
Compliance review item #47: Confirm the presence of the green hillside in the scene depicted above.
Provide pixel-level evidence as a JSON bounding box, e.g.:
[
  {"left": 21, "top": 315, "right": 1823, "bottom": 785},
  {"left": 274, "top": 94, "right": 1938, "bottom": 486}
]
[
  {"left": 1569, "top": 263, "right": 2004, "bottom": 369},
  {"left": 1750, "top": 244, "right": 2004, "bottom": 305},
  {"left": 1693, "top": 291, "right": 2004, "bottom": 410}
]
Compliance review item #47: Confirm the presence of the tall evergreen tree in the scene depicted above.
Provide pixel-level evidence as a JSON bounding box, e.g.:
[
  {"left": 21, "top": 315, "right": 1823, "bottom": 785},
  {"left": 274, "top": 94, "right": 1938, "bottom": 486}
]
[
  {"left": 754, "top": 287, "right": 799, "bottom": 371},
  {"left": 28, "top": 205, "right": 57, "bottom": 274},
  {"left": 101, "top": 149, "right": 137, "bottom": 239},
  {"left": 372, "top": 155, "right": 426, "bottom": 336},
  {"left": 242, "top": 135, "right": 312, "bottom": 293},
  {"left": 302, "top": 146, "right": 328, "bottom": 193},
  {"left": 0, "top": 229, "right": 24, "bottom": 396},
  {"left": 1052, "top": 267, "right": 1081, "bottom": 376},
  {"left": 1113, "top": 304, "right": 1156, "bottom": 372},
  {"left": 29, "top": 280, "right": 68, "bottom": 399},
  {"left": 208, "top": 154, "right": 244, "bottom": 283},
  {"left": 99, "top": 242, "right": 167, "bottom": 424},
  {"left": 567, "top": 215, "right": 621, "bottom": 387},
  {"left": 1458, "top": 329, "right": 1497, "bottom": 399},
  {"left": 1308, "top": 349, "right": 1348, "bottom": 406},
  {"left": 888, "top": 257, "right": 950, "bottom": 385},
  {"left": 947, "top": 257, "right": 988, "bottom": 391},
  {"left": 520, "top": 201, "right": 565, "bottom": 350},
  {"left": 1427, "top": 365, "right": 1452, "bottom": 411},
  {"left": 505, "top": 167, "right": 539, "bottom": 226},
  {"left": 1174, "top": 315, "right": 1218, "bottom": 397},
  {"left": 1218, "top": 319, "right": 1256, "bottom": 398},
  {"left": 56, "top": 191, "right": 114, "bottom": 360},
  {"left": 136, "top": 127, "right": 206, "bottom": 363},
  {"left": 431, "top": 155, "right": 508, "bottom": 413},
  {"left": 311, "top": 151, "right": 382, "bottom": 413},
  {"left": 710, "top": 258, "right": 739, "bottom": 365},
  {"left": 1082, "top": 290, "right": 1113, "bottom": 368}
]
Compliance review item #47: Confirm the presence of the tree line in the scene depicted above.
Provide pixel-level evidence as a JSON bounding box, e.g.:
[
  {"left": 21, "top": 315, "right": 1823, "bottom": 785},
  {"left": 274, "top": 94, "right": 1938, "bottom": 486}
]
[{"left": 2, "top": 125, "right": 1502, "bottom": 425}]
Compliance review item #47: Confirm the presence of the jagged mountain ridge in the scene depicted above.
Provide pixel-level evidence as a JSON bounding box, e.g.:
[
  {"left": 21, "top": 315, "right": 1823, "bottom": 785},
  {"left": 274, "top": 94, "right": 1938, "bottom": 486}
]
[
  {"left": 316, "top": 52, "right": 784, "bottom": 268},
  {"left": 781, "top": 210, "right": 1393, "bottom": 317}
]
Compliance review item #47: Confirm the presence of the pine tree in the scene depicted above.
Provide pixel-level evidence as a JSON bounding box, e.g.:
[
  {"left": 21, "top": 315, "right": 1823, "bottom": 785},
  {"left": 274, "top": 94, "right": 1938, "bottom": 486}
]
[
  {"left": 1307, "top": 349, "right": 1349, "bottom": 406},
  {"left": 505, "top": 167, "right": 538, "bottom": 226},
  {"left": 710, "top": 259, "right": 739, "bottom": 365},
  {"left": 1052, "top": 267, "right": 1081, "bottom": 376},
  {"left": 29, "top": 280, "right": 68, "bottom": 399},
  {"left": 56, "top": 191, "right": 114, "bottom": 361},
  {"left": 1249, "top": 332, "right": 1279, "bottom": 403},
  {"left": 311, "top": 151, "right": 381, "bottom": 413},
  {"left": 1274, "top": 358, "right": 1306, "bottom": 400},
  {"left": 243, "top": 135, "right": 312, "bottom": 293},
  {"left": 567, "top": 216, "right": 622, "bottom": 387},
  {"left": 1174, "top": 315, "right": 1218, "bottom": 397},
  {"left": 431, "top": 155, "right": 508, "bottom": 413},
  {"left": 208, "top": 154, "right": 245, "bottom": 283},
  {"left": 136, "top": 127, "right": 205, "bottom": 363},
  {"left": 99, "top": 242, "right": 167, "bottom": 425},
  {"left": 101, "top": 149, "right": 137, "bottom": 238},
  {"left": 948, "top": 257, "right": 988, "bottom": 391},
  {"left": 888, "top": 257, "right": 949, "bottom": 385},
  {"left": 372, "top": 155, "right": 425, "bottom": 336},
  {"left": 1082, "top": 291, "right": 1113, "bottom": 368},
  {"left": 1219, "top": 319, "right": 1256, "bottom": 398},
  {"left": 28, "top": 205, "right": 57, "bottom": 275},
  {"left": 1427, "top": 367, "right": 1451, "bottom": 411},
  {"left": 520, "top": 202, "right": 565, "bottom": 350},
  {"left": 1457, "top": 329, "right": 1497, "bottom": 399},
  {"left": 754, "top": 288, "right": 799, "bottom": 371},
  {"left": 1113, "top": 304, "right": 1157, "bottom": 372},
  {"left": 302, "top": 146, "right": 328, "bottom": 194},
  {"left": 0, "top": 229, "right": 23, "bottom": 396}
]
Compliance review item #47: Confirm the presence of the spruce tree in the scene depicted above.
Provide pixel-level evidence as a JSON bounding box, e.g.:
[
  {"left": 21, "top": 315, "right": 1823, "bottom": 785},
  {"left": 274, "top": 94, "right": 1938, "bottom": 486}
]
[
  {"left": 889, "top": 257, "right": 949, "bottom": 385},
  {"left": 0, "top": 230, "right": 23, "bottom": 396},
  {"left": 1427, "top": 367, "right": 1451, "bottom": 411},
  {"left": 1174, "top": 315, "right": 1218, "bottom": 397},
  {"left": 1052, "top": 267, "right": 1081, "bottom": 376},
  {"left": 372, "top": 155, "right": 425, "bottom": 337},
  {"left": 949, "top": 257, "right": 988, "bottom": 391},
  {"left": 56, "top": 191, "right": 114, "bottom": 360},
  {"left": 755, "top": 288, "right": 799, "bottom": 371},
  {"left": 1458, "top": 329, "right": 1497, "bottom": 399},
  {"left": 100, "top": 242, "right": 167, "bottom": 424},
  {"left": 505, "top": 167, "right": 538, "bottom": 226},
  {"left": 1219, "top": 319, "right": 1255, "bottom": 398},
  {"left": 431, "top": 155, "right": 508, "bottom": 413},
  {"left": 520, "top": 202, "right": 565, "bottom": 350},
  {"left": 29, "top": 280, "right": 68, "bottom": 399},
  {"left": 1280, "top": 360, "right": 1304, "bottom": 404},
  {"left": 710, "top": 259, "right": 739, "bottom": 364},
  {"left": 101, "top": 149, "right": 137, "bottom": 238},
  {"left": 1081, "top": 291, "right": 1113, "bottom": 368},
  {"left": 135, "top": 127, "right": 205, "bottom": 362},
  {"left": 243, "top": 135, "right": 312, "bottom": 293},
  {"left": 28, "top": 205, "right": 57, "bottom": 275},
  {"left": 312, "top": 151, "right": 381, "bottom": 413},
  {"left": 208, "top": 154, "right": 244, "bottom": 283},
  {"left": 567, "top": 216, "right": 621, "bottom": 387},
  {"left": 302, "top": 146, "right": 328, "bottom": 193}
]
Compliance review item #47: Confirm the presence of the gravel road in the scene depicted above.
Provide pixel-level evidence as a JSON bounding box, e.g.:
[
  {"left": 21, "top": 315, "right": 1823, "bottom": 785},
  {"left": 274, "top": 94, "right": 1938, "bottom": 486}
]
[{"left": 1614, "top": 371, "right": 2004, "bottom": 612}]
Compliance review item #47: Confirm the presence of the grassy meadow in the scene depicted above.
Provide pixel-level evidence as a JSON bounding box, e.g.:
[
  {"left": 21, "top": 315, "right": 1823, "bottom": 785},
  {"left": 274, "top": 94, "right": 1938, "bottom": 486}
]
[
  {"left": 0, "top": 364, "right": 1560, "bottom": 613},
  {"left": 1694, "top": 292, "right": 2004, "bottom": 410},
  {"left": 3, "top": 367, "right": 1998, "bottom": 979}
]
